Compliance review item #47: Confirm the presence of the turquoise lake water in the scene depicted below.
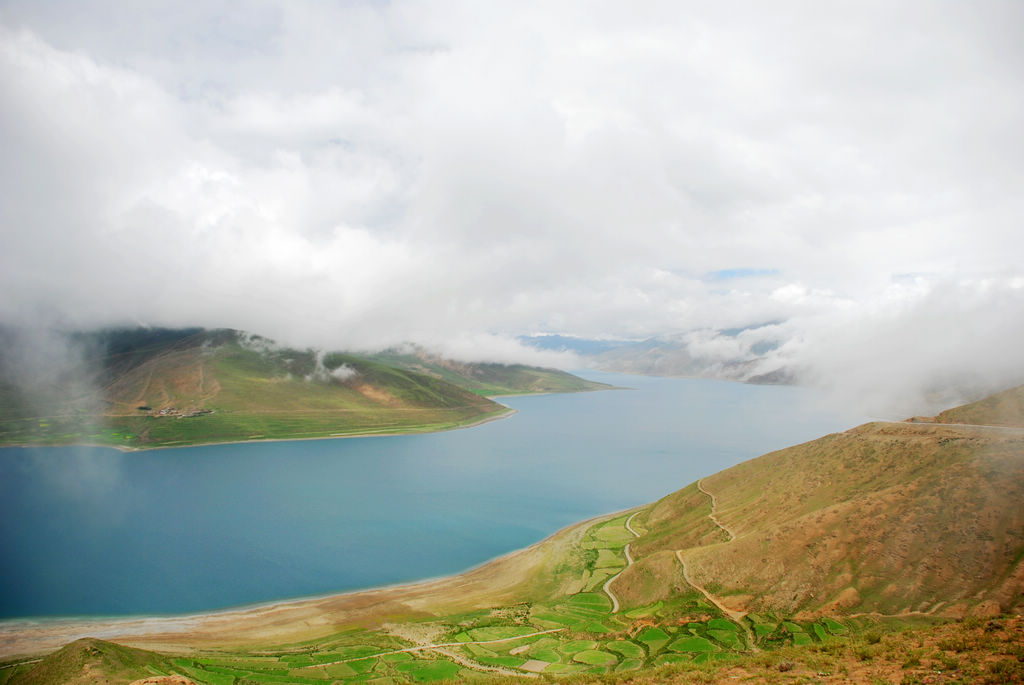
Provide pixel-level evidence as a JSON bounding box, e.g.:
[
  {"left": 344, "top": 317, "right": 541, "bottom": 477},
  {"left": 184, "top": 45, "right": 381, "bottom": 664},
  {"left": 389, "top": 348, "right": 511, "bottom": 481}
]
[{"left": 0, "top": 372, "right": 866, "bottom": 618}]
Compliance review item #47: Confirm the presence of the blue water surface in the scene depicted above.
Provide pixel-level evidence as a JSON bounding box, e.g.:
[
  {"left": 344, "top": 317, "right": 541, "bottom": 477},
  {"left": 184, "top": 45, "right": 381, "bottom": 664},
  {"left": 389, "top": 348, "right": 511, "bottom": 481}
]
[{"left": 0, "top": 372, "right": 866, "bottom": 618}]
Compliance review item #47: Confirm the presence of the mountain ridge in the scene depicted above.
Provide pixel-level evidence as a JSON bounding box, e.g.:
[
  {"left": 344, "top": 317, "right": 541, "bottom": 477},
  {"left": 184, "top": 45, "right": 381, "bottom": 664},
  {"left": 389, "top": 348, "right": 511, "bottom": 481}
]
[{"left": 0, "top": 327, "right": 607, "bottom": 449}]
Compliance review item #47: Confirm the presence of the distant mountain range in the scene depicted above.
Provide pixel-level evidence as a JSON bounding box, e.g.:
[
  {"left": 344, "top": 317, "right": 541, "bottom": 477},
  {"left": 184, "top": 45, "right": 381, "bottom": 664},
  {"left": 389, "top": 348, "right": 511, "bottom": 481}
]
[
  {"left": 0, "top": 327, "right": 609, "bottom": 450},
  {"left": 522, "top": 324, "right": 792, "bottom": 384}
]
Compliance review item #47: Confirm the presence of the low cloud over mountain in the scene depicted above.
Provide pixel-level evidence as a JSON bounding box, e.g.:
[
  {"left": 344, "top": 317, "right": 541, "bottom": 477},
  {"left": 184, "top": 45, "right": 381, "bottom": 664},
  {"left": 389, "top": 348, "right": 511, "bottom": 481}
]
[{"left": 2, "top": 1, "right": 1022, "bottom": 413}]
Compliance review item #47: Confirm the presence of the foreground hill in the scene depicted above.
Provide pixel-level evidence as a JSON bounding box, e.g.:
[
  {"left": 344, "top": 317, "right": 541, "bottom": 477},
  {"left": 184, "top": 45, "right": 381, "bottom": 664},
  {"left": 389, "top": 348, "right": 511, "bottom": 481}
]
[
  {"left": 0, "top": 327, "right": 605, "bottom": 449},
  {"left": 626, "top": 420, "right": 1024, "bottom": 619},
  {"left": 3, "top": 638, "right": 184, "bottom": 685},
  {"left": 2, "top": 385, "right": 1021, "bottom": 682},
  {"left": 614, "top": 386, "right": 1024, "bottom": 623}
]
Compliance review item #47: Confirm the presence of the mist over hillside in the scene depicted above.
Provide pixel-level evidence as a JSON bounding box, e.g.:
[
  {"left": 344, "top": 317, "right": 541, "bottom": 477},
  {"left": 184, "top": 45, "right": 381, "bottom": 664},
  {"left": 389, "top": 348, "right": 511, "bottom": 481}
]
[
  {"left": 0, "top": 325, "right": 606, "bottom": 449},
  {"left": 523, "top": 292, "right": 1024, "bottom": 418},
  {"left": 2, "top": 2, "right": 1024, "bottom": 420}
]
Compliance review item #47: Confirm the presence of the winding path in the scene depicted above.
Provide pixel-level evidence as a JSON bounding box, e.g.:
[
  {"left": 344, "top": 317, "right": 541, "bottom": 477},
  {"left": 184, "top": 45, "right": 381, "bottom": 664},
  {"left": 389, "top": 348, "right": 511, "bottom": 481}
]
[
  {"left": 310, "top": 627, "right": 566, "bottom": 671},
  {"left": 602, "top": 512, "right": 642, "bottom": 613},
  {"left": 697, "top": 479, "right": 735, "bottom": 542},
  {"left": 624, "top": 511, "right": 641, "bottom": 538},
  {"left": 677, "top": 480, "right": 760, "bottom": 652},
  {"left": 432, "top": 647, "right": 538, "bottom": 679}
]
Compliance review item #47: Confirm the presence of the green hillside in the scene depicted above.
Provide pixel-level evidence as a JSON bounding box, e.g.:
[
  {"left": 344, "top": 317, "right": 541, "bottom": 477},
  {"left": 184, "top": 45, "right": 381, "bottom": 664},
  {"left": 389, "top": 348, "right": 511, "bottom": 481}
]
[
  {"left": 0, "top": 328, "right": 608, "bottom": 449},
  {"left": 4, "top": 638, "right": 183, "bottom": 685}
]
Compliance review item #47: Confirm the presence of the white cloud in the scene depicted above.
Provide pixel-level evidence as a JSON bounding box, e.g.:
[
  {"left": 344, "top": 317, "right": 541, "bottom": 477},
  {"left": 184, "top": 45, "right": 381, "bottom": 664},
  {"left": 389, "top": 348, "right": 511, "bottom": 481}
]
[{"left": 0, "top": 1, "right": 1021, "bottom": 393}]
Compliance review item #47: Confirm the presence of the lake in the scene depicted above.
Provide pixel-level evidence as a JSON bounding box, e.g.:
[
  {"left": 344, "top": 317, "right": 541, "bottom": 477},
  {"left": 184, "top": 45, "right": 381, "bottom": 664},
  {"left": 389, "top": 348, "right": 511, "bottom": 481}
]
[{"left": 0, "top": 372, "right": 866, "bottom": 619}]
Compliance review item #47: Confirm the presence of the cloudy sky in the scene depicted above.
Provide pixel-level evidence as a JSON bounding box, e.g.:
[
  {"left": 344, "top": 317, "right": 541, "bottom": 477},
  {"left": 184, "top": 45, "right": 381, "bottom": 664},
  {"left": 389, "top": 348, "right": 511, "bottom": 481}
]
[{"left": 1, "top": 1, "right": 1022, "bottom": 405}]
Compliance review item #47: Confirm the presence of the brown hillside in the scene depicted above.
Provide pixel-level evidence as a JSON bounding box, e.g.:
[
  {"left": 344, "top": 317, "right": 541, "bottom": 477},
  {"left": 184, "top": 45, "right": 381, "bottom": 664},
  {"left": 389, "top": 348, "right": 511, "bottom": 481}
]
[
  {"left": 102, "top": 345, "right": 217, "bottom": 415},
  {"left": 626, "top": 421, "right": 1024, "bottom": 618},
  {"left": 934, "top": 383, "right": 1024, "bottom": 427}
]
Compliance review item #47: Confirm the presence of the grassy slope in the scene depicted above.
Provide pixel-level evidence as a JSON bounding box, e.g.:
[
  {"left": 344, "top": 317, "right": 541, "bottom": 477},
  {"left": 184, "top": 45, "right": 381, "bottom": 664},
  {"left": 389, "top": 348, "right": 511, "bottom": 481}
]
[
  {"left": 114, "top": 346, "right": 506, "bottom": 448},
  {"left": 366, "top": 348, "right": 612, "bottom": 396},
  {"left": 0, "top": 328, "right": 611, "bottom": 449},
  {"left": 5, "top": 638, "right": 182, "bottom": 685},
  {"left": 0, "top": 330, "right": 511, "bottom": 449},
  {"left": 933, "top": 383, "right": 1024, "bottom": 426},
  {"left": 620, "top": 387, "right": 1024, "bottom": 619}
]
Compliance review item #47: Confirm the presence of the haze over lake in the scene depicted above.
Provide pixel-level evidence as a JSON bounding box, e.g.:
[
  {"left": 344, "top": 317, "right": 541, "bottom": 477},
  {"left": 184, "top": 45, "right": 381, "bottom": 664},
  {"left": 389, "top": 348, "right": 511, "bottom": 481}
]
[{"left": 0, "top": 373, "right": 867, "bottom": 619}]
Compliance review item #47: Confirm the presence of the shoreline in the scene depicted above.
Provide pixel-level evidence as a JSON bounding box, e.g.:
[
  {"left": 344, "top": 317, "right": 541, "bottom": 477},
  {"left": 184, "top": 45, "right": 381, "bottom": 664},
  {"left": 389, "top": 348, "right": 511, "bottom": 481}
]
[
  {"left": 0, "top": 406, "right": 518, "bottom": 454},
  {"left": 0, "top": 505, "right": 644, "bottom": 659},
  {"left": 1, "top": 378, "right": 620, "bottom": 454}
]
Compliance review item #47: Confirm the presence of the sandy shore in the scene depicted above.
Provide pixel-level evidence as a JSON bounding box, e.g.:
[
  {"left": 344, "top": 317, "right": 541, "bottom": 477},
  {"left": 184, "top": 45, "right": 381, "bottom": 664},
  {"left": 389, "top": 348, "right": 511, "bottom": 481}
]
[{"left": 0, "top": 507, "right": 634, "bottom": 660}]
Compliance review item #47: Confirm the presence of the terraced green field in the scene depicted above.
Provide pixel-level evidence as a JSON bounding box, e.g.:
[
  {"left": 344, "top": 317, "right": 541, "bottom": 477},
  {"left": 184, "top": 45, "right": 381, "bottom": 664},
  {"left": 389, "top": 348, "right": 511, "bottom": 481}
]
[{"left": 115, "top": 513, "right": 861, "bottom": 683}]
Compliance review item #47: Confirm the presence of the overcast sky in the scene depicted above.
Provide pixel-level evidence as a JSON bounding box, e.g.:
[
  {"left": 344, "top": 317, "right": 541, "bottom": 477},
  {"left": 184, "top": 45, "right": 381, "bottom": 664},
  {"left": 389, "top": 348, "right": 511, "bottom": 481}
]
[{"left": 1, "top": 1, "right": 1022, "bottom": 404}]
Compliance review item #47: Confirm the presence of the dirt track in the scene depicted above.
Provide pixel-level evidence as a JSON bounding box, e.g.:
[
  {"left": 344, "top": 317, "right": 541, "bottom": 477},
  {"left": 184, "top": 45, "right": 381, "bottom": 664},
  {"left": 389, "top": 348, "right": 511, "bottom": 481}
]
[
  {"left": 677, "top": 480, "right": 760, "bottom": 651},
  {"left": 602, "top": 512, "right": 641, "bottom": 613}
]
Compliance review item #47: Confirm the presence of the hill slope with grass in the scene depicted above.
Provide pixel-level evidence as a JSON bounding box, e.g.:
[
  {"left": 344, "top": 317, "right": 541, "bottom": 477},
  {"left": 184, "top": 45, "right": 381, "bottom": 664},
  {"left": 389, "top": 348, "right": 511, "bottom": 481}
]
[
  {"left": 3, "top": 638, "right": 184, "bottom": 685},
  {"left": 621, "top": 389, "right": 1024, "bottom": 620},
  {"left": 0, "top": 327, "right": 601, "bottom": 449},
  {"left": 930, "top": 383, "right": 1024, "bottom": 427}
]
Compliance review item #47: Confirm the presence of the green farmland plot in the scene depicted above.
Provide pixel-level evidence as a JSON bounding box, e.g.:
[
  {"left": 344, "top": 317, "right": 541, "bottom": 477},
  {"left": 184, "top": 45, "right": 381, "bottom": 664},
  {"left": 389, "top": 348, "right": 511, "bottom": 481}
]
[
  {"left": 595, "top": 548, "right": 626, "bottom": 569},
  {"left": 707, "top": 618, "right": 738, "bottom": 632},
  {"left": 530, "top": 612, "right": 588, "bottom": 631},
  {"left": 469, "top": 654, "right": 527, "bottom": 669},
  {"left": 668, "top": 636, "right": 718, "bottom": 653},
  {"left": 584, "top": 569, "right": 615, "bottom": 592},
  {"left": 822, "top": 618, "right": 848, "bottom": 635},
  {"left": 393, "top": 659, "right": 462, "bottom": 682},
  {"left": 708, "top": 629, "right": 741, "bottom": 648},
  {"left": 624, "top": 601, "right": 663, "bottom": 618},
  {"left": 323, "top": 663, "right": 358, "bottom": 678},
  {"left": 617, "top": 658, "right": 644, "bottom": 672},
  {"left": 636, "top": 627, "right": 672, "bottom": 653},
  {"left": 592, "top": 518, "right": 635, "bottom": 546},
  {"left": 606, "top": 640, "right": 646, "bottom": 659},
  {"left": 558, "top": 640, "right": 598, "bottom": 656},
  {"left": 462, "top": 625, "right": 539, "bottom": 641},
  {"left": 465, "top": 644, "right": 496, "bottom": 659},
  {"left": 527, "top": 648, "right": 561, "bottom": 664},
  {"left": 812, "top": 623, "right": 830, "bottom": 641},
  {"left": 792, "top": 632, "right": 814, "bottom": 646},
  {"left": 346, "top": 658, "right": 377, "bottom": 674},
  {"left": 572, "top": 649, "right": 617, "bottom": 667},
  {"left": 566, "top": 592, "right": 612, "bottom": 612}
]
